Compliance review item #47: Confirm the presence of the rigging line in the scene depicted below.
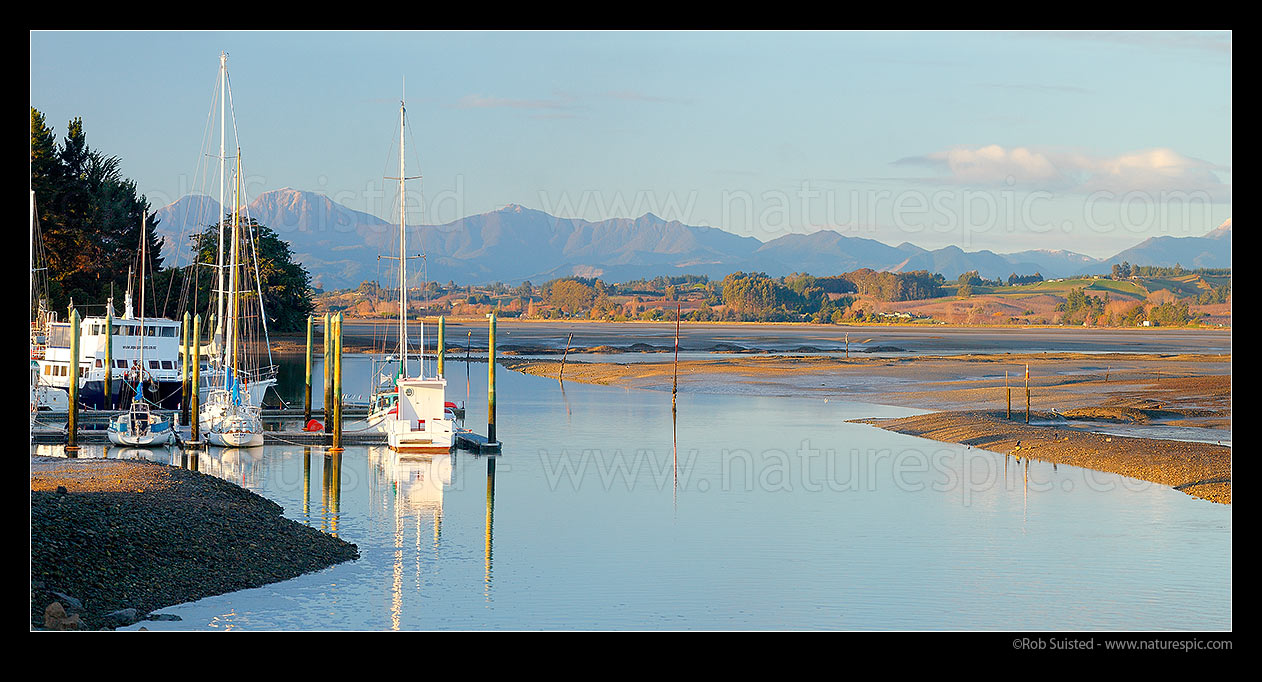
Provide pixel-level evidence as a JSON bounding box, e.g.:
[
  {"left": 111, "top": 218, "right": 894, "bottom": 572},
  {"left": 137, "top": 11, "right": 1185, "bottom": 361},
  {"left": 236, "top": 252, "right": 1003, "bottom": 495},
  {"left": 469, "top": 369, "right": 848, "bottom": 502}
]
[{"left": 168, "top": 75, "right": 222, "bottom": 316}]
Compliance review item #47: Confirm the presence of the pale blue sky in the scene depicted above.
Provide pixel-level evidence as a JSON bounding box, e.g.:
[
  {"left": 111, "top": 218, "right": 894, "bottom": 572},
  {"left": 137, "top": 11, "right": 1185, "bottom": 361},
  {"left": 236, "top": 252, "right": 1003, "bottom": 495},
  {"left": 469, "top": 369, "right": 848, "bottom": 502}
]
[{"left": 30, "top": 30, "right": 1231, "bottom": 258}]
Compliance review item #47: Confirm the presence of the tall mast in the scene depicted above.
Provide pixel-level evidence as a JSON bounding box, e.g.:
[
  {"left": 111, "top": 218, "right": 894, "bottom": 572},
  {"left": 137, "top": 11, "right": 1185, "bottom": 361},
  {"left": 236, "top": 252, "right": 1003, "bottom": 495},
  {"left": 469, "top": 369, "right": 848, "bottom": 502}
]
[
  {"left": 399, "top": 96, "right": 408, "bottom": 376},
  {"left": 216, "top": 51, "right": 227, "bottom": 350},
  {"left": 228, "top": 149, "right": 241, "bottom": 387},
  {"left": 139, "top": 213, "right": 147, "bottom": 381}
]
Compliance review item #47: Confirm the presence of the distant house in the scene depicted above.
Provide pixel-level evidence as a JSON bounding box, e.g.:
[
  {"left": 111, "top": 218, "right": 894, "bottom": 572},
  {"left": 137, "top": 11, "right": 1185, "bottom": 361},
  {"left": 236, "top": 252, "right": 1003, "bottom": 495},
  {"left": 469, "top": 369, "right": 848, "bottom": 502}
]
[{"left": 1141, "top": 320, "right": 1153, "bottom": 327}]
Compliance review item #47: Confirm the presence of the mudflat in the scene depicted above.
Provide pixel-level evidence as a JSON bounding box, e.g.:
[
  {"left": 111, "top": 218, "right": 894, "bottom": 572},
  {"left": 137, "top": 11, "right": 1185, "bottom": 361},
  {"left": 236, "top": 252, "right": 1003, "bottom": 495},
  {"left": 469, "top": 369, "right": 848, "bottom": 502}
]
[{"left": 500, "top": 350, "right": 1231, "bottom": 504}]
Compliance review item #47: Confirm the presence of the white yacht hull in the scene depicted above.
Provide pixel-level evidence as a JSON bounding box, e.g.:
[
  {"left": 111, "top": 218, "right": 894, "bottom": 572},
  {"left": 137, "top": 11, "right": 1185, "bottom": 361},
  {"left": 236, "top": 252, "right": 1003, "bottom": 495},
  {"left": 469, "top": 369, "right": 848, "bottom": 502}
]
[
  {"left": 107, "top": 429, "right": 175, "bottom": 447},
  {"left": 387, "top": 416, "right": 454, "bottom": 454},
  {"left": 206, "top": 430, "right": 263, "bottom": 448}
]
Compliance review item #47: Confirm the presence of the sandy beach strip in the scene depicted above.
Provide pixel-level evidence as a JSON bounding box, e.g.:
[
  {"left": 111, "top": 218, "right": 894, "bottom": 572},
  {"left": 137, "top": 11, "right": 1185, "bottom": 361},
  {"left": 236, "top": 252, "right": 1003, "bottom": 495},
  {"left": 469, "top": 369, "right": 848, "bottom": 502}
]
[
  {"left": 31, "top": 458, "right": 358, "bottom": 630},
  {"left": 851, "top": 410, "right": 1230, "bottom": 504}
]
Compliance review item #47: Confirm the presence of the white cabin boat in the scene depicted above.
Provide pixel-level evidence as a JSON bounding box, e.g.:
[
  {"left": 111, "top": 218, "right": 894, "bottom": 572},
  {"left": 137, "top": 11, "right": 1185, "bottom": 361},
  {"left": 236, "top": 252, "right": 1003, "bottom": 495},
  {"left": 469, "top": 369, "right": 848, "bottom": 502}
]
[{"left": 364, "top": 93, "right": 455, "bottom": 454}]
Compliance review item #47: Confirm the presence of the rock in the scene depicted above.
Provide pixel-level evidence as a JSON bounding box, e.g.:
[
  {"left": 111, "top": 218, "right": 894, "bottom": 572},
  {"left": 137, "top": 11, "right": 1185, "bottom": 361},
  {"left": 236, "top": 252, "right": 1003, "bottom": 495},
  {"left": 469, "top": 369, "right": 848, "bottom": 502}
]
[
  {"left": 43, "top": 601, "right": 65, "bottom": 628},
  {"left": 56, "top": 486, "right": 68, "bottom": 495},
  {"left": 103, "top": 607, "right": 141, "bottom": 628},
  {"left": 43, "top": 602, "right": 80, "bottom": 630},
  {"left": 50, "top": 591, "right": 83, "bottom": 613},
  {"left": 146, "top": 613, "right": 182, "bottom": 622}
]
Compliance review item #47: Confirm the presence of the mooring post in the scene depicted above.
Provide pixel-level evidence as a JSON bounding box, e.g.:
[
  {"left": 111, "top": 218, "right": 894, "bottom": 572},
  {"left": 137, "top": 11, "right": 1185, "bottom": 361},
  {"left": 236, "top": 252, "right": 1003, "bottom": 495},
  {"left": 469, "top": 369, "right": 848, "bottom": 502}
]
[
  {"left": 104, "top": 308, "right": 114, "bottom": 410},
  {"left": 438, "top": 315, "right": 446, "bottom": 378},
  {"left": 488, "top": 311, "right": 496, "bottom": 443},
  {"left": 845, "top": 332, "right": 849, "bottom": 359},
  {"left": 331, "top": 312, "right": 344, "bottom": 452},
  {"left": 191, "top": 314, "right": 201, "bottom": 445},
  {"left": 323, "top": 312, "right": 332, "bottom": 434},
  {"left": 181, "top": 312, "right": 190, "bottom": 427},
  {"left": 1025, "top": 363, "right": 1031, "bottom": 424},
  {"left": 305, "top": 314, "right": 313, "bottom": 424},
  {"left": 66, "top": 310, "right": 81, "bottom": 452},
  {"left": 560, "top": 331, "right": 573, "bottom": 382}
]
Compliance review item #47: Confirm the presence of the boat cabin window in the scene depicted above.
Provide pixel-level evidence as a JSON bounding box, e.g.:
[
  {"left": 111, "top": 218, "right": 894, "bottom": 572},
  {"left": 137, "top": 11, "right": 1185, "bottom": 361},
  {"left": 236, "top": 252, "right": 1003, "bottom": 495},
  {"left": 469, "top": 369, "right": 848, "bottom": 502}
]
[
  {"left": 161, "top": 360, "right": 174, "bottom": 369},
  {"left": 115, "top": 360, "right": 127, "bottom": 368},
  {"left": 160, "top": 327, "right": 176, "bottom": 337},
  {"left": 95, "top": 359, "right": 103, "bottom": 368},
  {"left": 43, "top": 365, "right": 51, "bottom": 376},
  {"left": 48, "top": 325, "right": 71, "bottom": 348},
  {"left": 112, "top": 325, "right": 123, "bottom": 336},
  {"left": 149, "top": 360, "right": 161, "bottom": 369}
]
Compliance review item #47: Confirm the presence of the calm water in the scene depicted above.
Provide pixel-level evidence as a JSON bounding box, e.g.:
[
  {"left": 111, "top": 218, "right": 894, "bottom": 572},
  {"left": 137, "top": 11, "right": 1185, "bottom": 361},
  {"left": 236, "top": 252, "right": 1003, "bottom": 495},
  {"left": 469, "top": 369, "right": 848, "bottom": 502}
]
[{"left": 35, "top": 356, "right": 1231, "bottom": 630}]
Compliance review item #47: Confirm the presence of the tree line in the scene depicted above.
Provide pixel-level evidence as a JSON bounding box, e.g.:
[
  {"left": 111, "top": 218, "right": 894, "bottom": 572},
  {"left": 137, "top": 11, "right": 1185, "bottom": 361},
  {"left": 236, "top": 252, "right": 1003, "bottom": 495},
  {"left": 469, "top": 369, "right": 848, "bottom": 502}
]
[{"left": 31, "top": 108, "right": 315, "bottom": 332}]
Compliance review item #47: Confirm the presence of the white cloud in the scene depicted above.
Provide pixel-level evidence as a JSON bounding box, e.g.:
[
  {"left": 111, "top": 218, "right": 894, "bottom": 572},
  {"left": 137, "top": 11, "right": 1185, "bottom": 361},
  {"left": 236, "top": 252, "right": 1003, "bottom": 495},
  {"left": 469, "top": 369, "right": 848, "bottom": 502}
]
[{"left": 895, "top": 144, "right": 1230, "bottom": 200}]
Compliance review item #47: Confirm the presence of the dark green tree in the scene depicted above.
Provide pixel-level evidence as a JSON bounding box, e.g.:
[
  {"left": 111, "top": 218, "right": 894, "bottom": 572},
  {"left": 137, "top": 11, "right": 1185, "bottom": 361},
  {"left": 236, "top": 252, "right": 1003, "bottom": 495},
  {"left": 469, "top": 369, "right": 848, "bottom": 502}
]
[
  {"left": 30, "top": 109, "right": 161, "bottom": 315},
  {"left": 187, "top": 219, "right": 314, "bottom": 333}
]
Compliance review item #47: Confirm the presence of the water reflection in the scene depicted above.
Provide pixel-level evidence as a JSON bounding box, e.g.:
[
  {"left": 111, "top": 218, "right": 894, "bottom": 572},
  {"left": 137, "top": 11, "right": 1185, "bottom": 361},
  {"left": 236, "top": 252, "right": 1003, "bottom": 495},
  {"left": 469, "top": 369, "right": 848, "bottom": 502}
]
[
  {"left": 485, "top": 456, "right": 495, "bottom": 602},
  {"left": 370, "top": 450, "right": 458, "bottom": 629},
  {"left": 33, "top": 363, "right": 1230, "bottom": 630}
]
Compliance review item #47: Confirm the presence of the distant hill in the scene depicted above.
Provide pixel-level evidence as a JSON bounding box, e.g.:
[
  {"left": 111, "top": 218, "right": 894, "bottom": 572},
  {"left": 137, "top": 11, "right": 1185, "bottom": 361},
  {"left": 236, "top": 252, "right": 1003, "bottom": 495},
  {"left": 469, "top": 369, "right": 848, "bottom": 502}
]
[
  {"left": 747, "top": 230, "right": 907, "bottom": 276},
  {"left": 152, "top": 190, "right": 1230, "bottom": 288},
  {"left": 1090, "top": 221, "right": 1232, "bottom": 272}
]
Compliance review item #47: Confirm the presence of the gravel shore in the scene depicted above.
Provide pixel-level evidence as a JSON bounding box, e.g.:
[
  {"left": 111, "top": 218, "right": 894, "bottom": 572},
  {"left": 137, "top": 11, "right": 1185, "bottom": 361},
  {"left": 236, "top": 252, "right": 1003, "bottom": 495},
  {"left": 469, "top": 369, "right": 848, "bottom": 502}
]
[{"left": 31, "top": 458, "right": 359, "bottom": 630}]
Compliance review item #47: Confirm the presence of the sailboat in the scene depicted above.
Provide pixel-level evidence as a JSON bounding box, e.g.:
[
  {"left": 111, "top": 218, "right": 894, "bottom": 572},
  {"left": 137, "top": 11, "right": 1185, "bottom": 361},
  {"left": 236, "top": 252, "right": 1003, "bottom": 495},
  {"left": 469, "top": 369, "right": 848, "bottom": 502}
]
[
  {"left": 108, "top": 214, "right": 176, "bottom": 447},
  {"left": 200, "top": 148, "right": 264, "bottom": 448},
  {"left": 195, "top": 52, "right": 277, "bottom": 414},
  {"left": 364, "top": 94, "right": 455, "bottom": 454}
]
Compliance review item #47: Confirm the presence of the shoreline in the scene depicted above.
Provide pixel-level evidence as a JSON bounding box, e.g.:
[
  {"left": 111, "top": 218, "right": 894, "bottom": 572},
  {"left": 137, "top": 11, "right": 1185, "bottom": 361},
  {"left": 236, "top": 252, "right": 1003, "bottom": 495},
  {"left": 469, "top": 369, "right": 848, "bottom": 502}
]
[
  {"left": 31, "top": 458, "right": 359, "bottom": 630},
  {"left": 497, "top": 351, "right": 1231, "bottom": 504},
  {"left": 851, "top": 410, "right": 1230, "bottom": 504}
]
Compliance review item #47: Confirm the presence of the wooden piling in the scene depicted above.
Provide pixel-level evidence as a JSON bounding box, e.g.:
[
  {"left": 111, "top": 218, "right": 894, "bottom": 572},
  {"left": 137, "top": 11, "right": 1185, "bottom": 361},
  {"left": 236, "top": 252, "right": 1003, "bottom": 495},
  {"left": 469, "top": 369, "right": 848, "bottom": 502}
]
[
  {"left": 191, "top": 314, "right": 201, "bottom": 445},
  {"left": 181, "top": 311, "right": 190, "bottom": 426},
  {"left": 104, "top": 309, "right": 113, "bottom": 410},
  {"left": 488, "top": 312, "right": 496, "bottom": 443},
  {"left": 1006, "top": 370, "right": 1011, "bottom": 419},
  {"left": 559, "top": 332, "right": 573, "bottom": 382},
  {"left": 845, "top": 332, "right": 849, "bottom": 359},
  {"left": 323, "top": 312, "right": 332, "bottom": 434},
  {"left": 66, "top": 310, "right": 80, "bottom": 452},
  {"left": 331, "top": 312, "right": 344, "bottom": 452},
  {"left": 438, "top": 315, "right": 446, "bottom": 378},
  {"left": 305, "top": 314, "right": 313, "bottom": 423}
]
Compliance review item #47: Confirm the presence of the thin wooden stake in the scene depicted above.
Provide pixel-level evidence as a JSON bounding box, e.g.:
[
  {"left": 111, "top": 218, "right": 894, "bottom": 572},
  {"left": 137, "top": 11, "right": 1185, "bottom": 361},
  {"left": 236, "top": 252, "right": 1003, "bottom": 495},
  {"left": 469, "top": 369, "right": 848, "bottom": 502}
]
[
  {"left": 1025, "top": 363, "right": 1030, "bottom": 424},
  {"left": 673, "top": 303, "right": 680, "bottom": 409},
  {"left": 559, "top": 331, "right": 573, "bottom": 382},
  {"left": 1006, "top": 370, "right": 1011, "bottom": 419}
]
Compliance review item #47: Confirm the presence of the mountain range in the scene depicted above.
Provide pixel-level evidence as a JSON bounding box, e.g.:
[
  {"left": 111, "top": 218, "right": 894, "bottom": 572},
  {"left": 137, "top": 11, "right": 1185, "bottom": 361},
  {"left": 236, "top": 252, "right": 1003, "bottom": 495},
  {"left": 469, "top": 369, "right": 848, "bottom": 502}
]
[{"left": 153, "top": 189, "right": 1233, "bottom": 290}]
